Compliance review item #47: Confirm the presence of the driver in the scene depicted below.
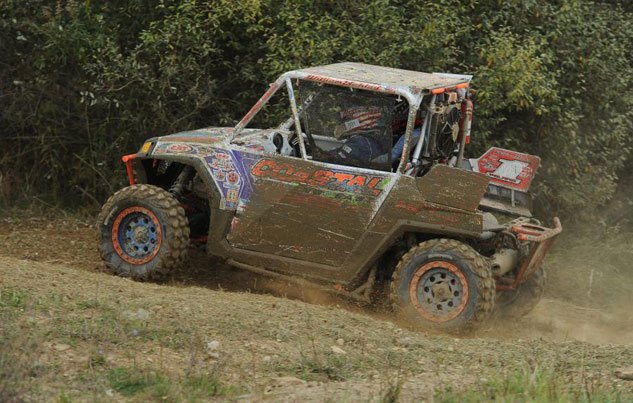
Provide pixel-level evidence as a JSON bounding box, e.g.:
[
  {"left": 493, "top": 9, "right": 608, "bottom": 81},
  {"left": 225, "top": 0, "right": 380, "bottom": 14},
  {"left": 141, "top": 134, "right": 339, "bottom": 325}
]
[
  {"left": 330, "top": 104, "right": 425, "bottom": 167},
  {"left": 331, "top": 106, "right": 389, "bottom": 163}
]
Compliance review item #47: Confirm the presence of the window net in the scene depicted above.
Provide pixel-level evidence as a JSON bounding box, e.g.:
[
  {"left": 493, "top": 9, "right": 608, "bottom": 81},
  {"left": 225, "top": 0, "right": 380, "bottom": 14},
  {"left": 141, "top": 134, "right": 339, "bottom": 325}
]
[{"left": 296, "top": 81, "right": 396, "bottom": 171}]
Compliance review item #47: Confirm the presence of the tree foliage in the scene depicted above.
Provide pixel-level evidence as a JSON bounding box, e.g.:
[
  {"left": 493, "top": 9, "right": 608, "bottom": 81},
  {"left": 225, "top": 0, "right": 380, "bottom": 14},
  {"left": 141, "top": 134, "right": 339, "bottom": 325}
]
[{"left": 1, "top": 0, "right": 632, "bottom": 216}]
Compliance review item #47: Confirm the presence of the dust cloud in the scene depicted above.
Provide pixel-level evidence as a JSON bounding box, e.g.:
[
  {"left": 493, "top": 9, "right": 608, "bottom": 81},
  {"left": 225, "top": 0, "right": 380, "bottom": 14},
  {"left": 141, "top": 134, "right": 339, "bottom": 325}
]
[{"left": 504, "top": 218, "right": 633, "bottom": 346}]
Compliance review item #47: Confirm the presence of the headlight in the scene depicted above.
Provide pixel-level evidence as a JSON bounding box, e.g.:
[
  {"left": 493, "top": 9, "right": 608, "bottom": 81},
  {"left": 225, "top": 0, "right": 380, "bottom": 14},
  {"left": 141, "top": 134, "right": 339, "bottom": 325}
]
[{"left": 139, "top": 141, "right": 153, "bottom": 154}]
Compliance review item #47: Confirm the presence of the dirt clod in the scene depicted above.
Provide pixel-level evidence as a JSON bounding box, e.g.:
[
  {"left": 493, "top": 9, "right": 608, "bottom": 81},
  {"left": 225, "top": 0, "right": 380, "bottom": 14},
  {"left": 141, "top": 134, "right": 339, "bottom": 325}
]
[
  {"left": 615, "top": 367, "right": 633, "bottom": 381},
  {"left": 330, "top": 345, "right": 347, "bottom": 355}
]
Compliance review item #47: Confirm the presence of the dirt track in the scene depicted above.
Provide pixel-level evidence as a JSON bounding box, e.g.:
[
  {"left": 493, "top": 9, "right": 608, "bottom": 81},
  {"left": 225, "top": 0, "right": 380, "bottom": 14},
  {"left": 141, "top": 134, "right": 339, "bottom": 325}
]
[{"left": 1, "top": 216, "right": 632, "bottom": 401}]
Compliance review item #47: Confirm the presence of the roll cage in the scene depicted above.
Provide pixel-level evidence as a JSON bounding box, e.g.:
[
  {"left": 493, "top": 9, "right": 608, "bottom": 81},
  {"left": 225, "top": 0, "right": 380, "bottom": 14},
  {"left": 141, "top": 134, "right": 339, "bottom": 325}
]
[{"left": 230, "top": 62, "right": 471, "bottom": 174}]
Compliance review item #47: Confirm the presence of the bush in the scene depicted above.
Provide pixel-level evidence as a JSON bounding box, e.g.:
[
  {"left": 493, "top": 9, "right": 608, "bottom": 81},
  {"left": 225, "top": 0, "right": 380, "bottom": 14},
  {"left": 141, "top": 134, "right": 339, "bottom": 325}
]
[{"left": 1, "top": 0, "right": 632, "bottom": 216}]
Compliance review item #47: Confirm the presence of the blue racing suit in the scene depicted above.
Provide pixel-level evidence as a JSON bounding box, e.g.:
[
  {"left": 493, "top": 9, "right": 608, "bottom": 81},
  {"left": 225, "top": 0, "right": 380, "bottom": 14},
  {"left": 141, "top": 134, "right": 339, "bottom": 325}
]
[{"left": 391, "top": 127, "right": 422, "bottom": 160}]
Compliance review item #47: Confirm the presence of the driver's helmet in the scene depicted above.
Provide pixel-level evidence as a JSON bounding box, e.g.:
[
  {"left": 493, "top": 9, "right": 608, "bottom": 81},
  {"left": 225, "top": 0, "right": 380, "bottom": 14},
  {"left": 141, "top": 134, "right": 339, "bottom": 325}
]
[{"left": 334, "top": 106, "right": 387, "bottom": 139}]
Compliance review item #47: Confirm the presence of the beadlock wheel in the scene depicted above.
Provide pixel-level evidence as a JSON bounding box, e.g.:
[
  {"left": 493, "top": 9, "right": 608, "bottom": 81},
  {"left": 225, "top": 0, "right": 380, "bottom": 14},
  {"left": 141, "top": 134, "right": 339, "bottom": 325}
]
[
  {"left": 409, "top": 261, "right": 469, "bottom": 323},
  {"left": 391, "top": 238, "right": 495, "bottom": 332},
  {"left": 111, "top": 207, "right": 162, "bottom": 265},
  {"left": 98, "top": 184, "right": 190, "bottom": 281}
]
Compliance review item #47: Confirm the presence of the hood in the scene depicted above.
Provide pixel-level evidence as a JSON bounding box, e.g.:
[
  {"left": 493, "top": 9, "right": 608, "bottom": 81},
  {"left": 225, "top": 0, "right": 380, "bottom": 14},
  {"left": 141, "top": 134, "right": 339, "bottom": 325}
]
[
  {"left": 145, "top": 127, "right": 279, "bottom": 157},
  {"left": 156, "top": 127, "right": 234, "bottom": 143}
]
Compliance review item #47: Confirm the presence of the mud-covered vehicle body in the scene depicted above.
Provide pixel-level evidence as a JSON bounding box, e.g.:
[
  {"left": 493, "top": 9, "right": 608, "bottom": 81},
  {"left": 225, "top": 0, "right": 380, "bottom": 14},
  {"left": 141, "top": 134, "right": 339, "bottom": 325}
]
[{"left": 99, "top": 63, "right": 562, "bottom": 331}]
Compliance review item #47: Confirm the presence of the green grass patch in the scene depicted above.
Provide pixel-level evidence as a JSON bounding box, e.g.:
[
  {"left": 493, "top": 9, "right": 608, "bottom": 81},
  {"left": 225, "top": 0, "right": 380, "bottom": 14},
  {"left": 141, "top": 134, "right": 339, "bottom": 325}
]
[
  {"left": 106, "top": 366, "right": 238, "bottom": 399},
  {"left": 0, "top": 288, "right": 28, "bottom": 308},
  {"left": 293, "top": 351, "right": 352, "bottom": 382},
  {"left": 379, "top": 379, "right": 404, "bottom": 403},
  {"left": 0, "top": 315, "right": 44, "bottom": 401},
  {"left": 183, "top": 375, "right": 240, "bottom": 399},
  {"left": 107, "top": 367, "right": 170, "bottom": 398},
  {"left": 58, "top": 309, "right": 126, "bottom": 345},
  {"left": 50, "top": 298, "right": 185, "bottom": 348},
  {"left": 75, "top": 299, "right": 104, "bottom": 310},
  {"left": 436, "top": 367, "right": 629, "bottom": 402}
]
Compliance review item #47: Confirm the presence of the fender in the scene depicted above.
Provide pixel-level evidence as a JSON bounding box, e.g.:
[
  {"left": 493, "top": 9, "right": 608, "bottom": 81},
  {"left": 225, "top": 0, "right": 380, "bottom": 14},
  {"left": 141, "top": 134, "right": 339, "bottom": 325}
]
[
  {"left": 128, "top": 138, "right": 255, "bottom": 210},
  {"left": 345, "top": 218, "right": 484, "bottom": 287},
  {"left": 129, "top": 152, "right": 223, "bottom": 209}
]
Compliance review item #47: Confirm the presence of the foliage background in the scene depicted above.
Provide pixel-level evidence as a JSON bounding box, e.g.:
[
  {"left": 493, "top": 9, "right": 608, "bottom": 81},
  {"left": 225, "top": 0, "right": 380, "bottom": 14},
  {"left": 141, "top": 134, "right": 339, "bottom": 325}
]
[{"left": 1, "top": 0, "right": 632, "bottom": 218}]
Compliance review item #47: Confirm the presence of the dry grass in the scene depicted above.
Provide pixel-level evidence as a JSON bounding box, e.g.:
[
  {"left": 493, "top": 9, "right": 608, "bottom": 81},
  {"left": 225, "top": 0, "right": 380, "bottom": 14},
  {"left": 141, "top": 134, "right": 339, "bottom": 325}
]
[
  {"left": 436, "top": 367, "right": 629, "bottom": 403},
  {"left": 0, "top": 213, "right": 632, "bottom": 401},
  {"left": 1, "top": 288, "right": 43, "bottom": 401},
  {"left": 1, "top": 255, "right": 632, "bottom": 401}
]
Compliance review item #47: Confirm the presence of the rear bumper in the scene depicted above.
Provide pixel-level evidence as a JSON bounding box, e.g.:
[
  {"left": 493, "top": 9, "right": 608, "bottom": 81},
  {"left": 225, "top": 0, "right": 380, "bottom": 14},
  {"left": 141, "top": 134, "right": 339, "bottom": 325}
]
[{"left": 496, "top": 217, "right": 562, "bottom": 291}]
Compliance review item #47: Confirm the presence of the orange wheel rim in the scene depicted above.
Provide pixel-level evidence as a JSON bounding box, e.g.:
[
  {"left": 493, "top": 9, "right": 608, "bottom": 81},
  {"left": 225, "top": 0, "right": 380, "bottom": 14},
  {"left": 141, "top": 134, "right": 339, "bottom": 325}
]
[
  {"left": 111, "top": 206, "right": 162, "bottom": 265},
  {"left": 409, "top": 261, "right": 469, "bottom": 322}
]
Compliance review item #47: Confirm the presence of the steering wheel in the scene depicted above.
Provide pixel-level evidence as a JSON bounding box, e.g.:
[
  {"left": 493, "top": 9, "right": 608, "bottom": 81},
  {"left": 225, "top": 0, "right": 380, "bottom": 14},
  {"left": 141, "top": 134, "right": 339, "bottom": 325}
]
[{"left": 289, "top": 131, "right": 312, "bottom": 157}]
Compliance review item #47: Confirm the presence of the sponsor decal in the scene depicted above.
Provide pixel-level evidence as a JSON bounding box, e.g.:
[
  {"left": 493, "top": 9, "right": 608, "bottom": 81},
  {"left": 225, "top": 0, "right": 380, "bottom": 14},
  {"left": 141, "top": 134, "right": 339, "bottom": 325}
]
[
  {"left": 153, "top": 142, "right": 217, "bottom": 155},
  {"left": 166, "top": 144, "right": 194, "bottom": 153},
  {"left": 214, "top": 170, "right": 226, "bottom": 181},
  {"left": 304, "top": 74, "right": 390, "bottom": 93},
  {"left": 204, "top": 150, "right": 244, "bottom": 209},
  {"left": 208, "top": 152, "right": 234, "bottom": 172},
  {"left": 226, "top": 188, "right": 239, "bottom": 203},
  {"left": 475, "top": 147, "right": 540, "bottom": 192},
  {"left": 250, "top": 159, "right": 389, "bottom": 196},
  {"left": 226, "top": 171, "right": 240, "bottom": 187},
  {"left": 150, "top": 143, "right": 253, "bottom": 211}
]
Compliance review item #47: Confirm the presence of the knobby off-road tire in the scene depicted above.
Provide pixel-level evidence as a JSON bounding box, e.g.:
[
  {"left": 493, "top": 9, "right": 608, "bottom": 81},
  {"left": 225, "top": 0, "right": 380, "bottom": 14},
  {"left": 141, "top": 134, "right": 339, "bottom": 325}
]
[
  {"left": 495, "top": 266, "right": 545, "bottom": 318},
  {"left": 390, "top": 239, "right": 495, "bottom": 332},
  {"left": 98, "top": 184, "right": 189, "bottom": 281}
]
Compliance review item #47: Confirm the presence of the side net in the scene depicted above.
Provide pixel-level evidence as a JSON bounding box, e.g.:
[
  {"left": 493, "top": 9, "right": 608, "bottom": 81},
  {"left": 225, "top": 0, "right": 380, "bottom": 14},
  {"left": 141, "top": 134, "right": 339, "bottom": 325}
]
[{"left": 296, "top": 81, "right": 396, "bottom": 172}]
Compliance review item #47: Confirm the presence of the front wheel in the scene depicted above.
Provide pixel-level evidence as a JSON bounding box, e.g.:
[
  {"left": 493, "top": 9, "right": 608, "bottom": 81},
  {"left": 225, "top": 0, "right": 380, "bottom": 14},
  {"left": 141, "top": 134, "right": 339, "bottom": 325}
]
[
  {"left": 97, "top": 184, "right": 190, "bottom": 280},
  {"left": 390, "top": 239, "right": 495, "bottom": 332}
]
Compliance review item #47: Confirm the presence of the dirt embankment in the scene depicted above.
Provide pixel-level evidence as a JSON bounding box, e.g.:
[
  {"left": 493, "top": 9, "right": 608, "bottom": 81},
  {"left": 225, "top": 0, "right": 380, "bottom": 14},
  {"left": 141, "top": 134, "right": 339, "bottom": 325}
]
[{"left": 1, "top": 215, "right": 632, "bottom": 401}]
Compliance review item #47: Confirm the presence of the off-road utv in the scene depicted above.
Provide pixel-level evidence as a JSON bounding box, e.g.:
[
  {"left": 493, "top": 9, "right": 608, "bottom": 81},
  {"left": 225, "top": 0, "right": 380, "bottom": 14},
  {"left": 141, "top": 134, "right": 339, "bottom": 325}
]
[{"left": 98, "top": 62, "right": 562, "bottom": 332}]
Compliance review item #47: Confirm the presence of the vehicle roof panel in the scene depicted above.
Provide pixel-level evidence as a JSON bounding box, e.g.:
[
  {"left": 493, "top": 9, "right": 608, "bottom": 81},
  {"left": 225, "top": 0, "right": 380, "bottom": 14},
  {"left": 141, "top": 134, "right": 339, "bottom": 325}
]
[{"left": 292, "top": 62, "right": 469, "bottom": 96}]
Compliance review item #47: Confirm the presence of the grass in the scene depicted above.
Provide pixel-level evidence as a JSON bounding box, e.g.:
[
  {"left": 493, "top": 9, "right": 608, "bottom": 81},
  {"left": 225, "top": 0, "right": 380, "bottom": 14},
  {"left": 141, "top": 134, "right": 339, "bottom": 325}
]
[
  {"left": 107, "top": 367, "right": 171, "bottom": 398},
  {"left": 0, "top": 287, "right": 28, "bottom": 308},
  {"left": 379, "top": 379, "right": 404, "bottom": 403},
  {"left": 435, "top": 367, "right": 630, "bottom": 403},
  {"left": 289, "top": 310, "right": 355, "bottom": 382},
  {"left": 1, "top": 236, "right": 632, "bottom": 401},
  {"left": 294, "top": 352, "right": 350, "bottom": 381},
  {"left": 0, "top": 288, "right": 43, "bottom": 402},
  {"left": 0, "top": 284, "right": 242, "bottom": 401},
  {"left": 106, "top": 366, "right": 237, "bottom": 399},
  {"left": 53, "top": 296, "right": 185, "bottom": 348}
]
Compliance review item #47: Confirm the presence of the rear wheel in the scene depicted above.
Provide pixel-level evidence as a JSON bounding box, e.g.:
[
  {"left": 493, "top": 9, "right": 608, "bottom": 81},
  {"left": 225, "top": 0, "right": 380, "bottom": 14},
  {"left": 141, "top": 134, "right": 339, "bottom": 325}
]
[
  {"left": 495, "top": 266, "right": 545, "bottom": 318},
  {"left": 98, "top": 184, "right": 189, "bottom": 280},
  {"left": 390, "top": 239, "right": 495, "bottom": 332}
]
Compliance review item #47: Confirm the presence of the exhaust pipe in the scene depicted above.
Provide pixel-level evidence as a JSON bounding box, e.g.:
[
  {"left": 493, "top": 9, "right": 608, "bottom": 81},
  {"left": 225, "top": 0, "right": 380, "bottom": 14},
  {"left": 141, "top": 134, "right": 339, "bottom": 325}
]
[{"left": 490, "top": 248, "right": 519, "bottom": 276}]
